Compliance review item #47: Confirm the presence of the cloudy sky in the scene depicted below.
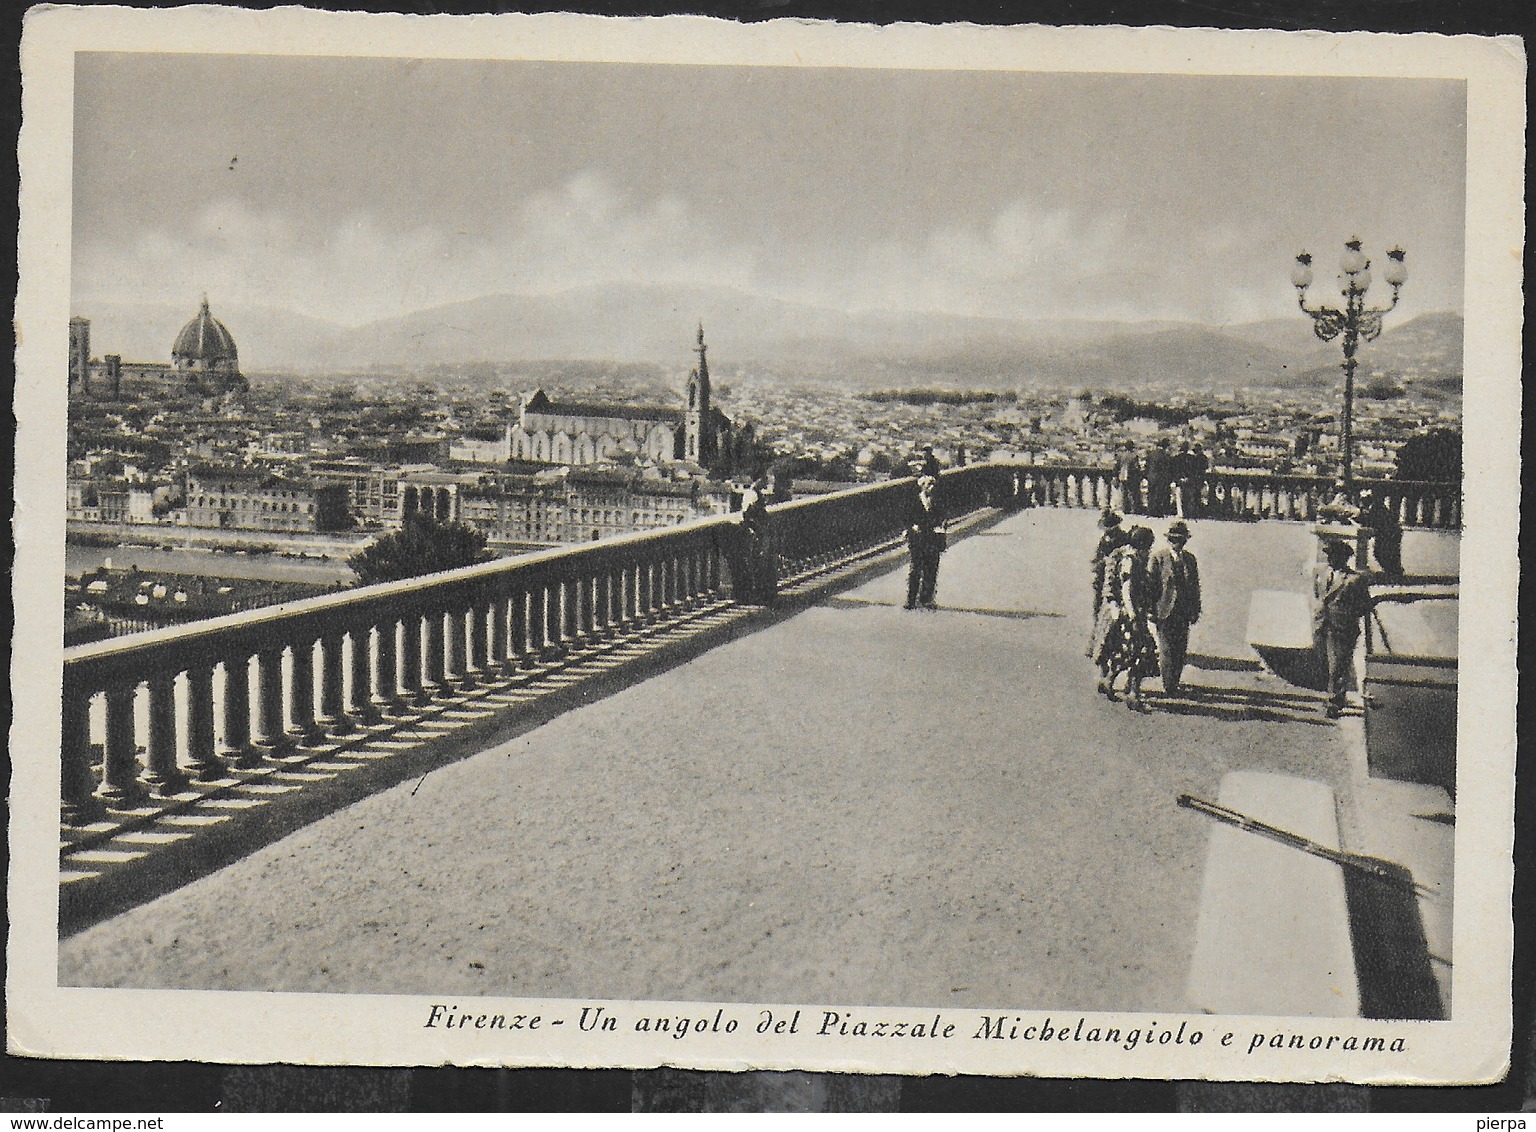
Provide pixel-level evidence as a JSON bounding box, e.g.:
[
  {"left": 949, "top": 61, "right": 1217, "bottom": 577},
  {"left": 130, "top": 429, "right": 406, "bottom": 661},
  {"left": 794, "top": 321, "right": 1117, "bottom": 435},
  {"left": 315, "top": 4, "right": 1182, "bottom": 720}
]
[{"left": 72, "top": 54, "right": 1465, "bottom": 328}]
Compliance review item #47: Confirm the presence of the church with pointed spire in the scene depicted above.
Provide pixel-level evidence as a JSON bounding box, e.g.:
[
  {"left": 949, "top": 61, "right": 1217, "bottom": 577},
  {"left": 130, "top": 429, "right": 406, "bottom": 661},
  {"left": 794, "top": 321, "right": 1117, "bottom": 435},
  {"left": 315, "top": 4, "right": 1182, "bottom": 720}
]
[
  {"left": 684, "top": 322, "right": 715, "bottom": 464},
  {"left": 507, "top": 325, "right": 736, "bottom": 471}
]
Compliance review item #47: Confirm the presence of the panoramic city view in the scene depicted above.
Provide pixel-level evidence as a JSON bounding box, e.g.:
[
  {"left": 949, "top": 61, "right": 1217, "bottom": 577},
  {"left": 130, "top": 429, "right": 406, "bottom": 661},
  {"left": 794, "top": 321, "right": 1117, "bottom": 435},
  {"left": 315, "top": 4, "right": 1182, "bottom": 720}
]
[{"left": 28, "top": 38, "right": 1503, "bottom": 1083}]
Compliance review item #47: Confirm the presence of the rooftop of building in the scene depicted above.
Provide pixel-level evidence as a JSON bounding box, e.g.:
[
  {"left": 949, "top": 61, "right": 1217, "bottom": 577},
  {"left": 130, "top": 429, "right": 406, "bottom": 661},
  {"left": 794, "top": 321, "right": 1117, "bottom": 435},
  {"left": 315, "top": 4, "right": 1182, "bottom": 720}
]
[
  {"left": 522, "top": 388, "right": 679, "bottom": 423},
  {"left": 171, "top": 299, "right": 240, "bottom": 365}
]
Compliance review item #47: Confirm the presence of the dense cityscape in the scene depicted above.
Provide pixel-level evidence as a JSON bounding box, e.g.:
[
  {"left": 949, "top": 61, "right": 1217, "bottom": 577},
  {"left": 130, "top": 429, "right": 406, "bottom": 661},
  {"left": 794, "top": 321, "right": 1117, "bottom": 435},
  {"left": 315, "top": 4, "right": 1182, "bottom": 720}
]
[{"left": 64, "top": 298, "right": 1462, "bottom": 640}]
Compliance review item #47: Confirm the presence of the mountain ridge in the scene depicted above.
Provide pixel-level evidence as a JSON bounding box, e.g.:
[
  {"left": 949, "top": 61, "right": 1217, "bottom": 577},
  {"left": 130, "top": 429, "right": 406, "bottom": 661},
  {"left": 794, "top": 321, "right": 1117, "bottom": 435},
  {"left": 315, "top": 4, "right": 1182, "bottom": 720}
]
[{"left": 73, "top": 284, "right": 1463, "bottom": 393}]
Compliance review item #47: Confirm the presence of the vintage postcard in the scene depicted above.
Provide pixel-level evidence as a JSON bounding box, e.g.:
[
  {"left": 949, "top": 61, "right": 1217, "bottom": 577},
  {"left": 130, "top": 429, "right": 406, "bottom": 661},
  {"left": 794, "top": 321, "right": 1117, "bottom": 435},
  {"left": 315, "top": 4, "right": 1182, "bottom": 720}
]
[{"left": 10, "top": 8, "right": 1524, "bottom": 1083}]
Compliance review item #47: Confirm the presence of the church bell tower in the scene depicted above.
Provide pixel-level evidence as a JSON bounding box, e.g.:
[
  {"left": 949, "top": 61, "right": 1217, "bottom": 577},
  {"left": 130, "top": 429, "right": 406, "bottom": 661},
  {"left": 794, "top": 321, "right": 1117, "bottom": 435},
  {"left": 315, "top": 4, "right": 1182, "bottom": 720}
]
[{"left": 684, "top": 323, "right": 713, "bottom": 464}]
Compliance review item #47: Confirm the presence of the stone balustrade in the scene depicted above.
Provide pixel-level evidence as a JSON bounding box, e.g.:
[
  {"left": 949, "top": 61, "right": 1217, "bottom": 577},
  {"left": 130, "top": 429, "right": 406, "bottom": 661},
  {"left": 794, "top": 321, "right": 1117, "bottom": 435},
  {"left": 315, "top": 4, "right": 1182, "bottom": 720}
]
[
  {"left": 59, "top": 464, "right": 1018, "bottom": 830},
  {"left": 61, "top": 520, "right": 735, "bottom": 826},
  {"left": 1009, "top": 465, "right": 1459, "bottom": 529},
  {"left": 58, "top": 460, "right": 1455, "bottom": 831},
  {"left": 768, "top": 463, "right": 1013, "bottom": 578}
]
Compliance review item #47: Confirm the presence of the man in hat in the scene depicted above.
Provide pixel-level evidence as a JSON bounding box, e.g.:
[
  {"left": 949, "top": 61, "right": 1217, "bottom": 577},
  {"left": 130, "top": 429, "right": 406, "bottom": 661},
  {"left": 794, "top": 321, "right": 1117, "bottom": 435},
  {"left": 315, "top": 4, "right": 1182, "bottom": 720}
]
[
  {"left": 1145, "top": 438, "right": 1177, "bottom": 518},
  {"left": 1115, "top": 440, "right": 1142, "bottom": 514},
  {"left": 905, "top": 474, "right": 946, "bottom": 610},
  {"left": 1148, "top": 520, "right": 1201, "bottom": 696},
  {"left": 918, "top": 443, "right": 943, "bottom": 479},
  {"left": 1357, "top": 488, "right": 1404, "bottom": 576},
  {"left": 1313, "top": 537, "right": 1374, "bottom": 717}
]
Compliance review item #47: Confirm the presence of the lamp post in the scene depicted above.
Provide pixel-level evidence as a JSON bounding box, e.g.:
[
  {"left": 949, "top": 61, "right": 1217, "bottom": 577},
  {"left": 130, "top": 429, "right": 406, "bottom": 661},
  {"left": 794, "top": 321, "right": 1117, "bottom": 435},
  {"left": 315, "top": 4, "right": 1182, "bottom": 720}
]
[{"left": 1291, "top": 238, "right": 1408, "bottom": 495}]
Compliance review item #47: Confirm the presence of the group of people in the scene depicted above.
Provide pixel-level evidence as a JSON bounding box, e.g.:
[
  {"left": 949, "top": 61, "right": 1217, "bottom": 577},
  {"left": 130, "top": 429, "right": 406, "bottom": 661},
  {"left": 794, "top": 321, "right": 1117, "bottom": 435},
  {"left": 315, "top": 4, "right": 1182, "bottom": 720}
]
[
  {"left": 1115, "top": 438, "right": 1209, "bottom": 519},
  {"left": 1088, "top": 510, "right": 1202, "bottom": 712},
  {"left": 1089, "top": 507, "right": 1396, "bottom": 718}
]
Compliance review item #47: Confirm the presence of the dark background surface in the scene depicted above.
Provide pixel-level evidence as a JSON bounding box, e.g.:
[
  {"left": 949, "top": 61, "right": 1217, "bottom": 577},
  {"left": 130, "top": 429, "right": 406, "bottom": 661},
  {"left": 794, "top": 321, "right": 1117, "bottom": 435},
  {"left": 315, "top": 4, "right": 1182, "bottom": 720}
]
[{"left": 4, "top": 0, "right": 1531, "bottom": 1113}]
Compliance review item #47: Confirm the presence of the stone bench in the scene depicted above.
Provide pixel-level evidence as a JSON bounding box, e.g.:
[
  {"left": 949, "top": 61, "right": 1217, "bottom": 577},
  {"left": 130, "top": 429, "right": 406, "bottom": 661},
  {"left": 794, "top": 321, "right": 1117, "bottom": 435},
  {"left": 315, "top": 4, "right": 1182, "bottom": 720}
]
[
  {"left": 1187, "top": 770, "right": 1360, "bottom": 1017},
  {"left": 1247, "top": 589, "right": 1327, "bottom": 691}
]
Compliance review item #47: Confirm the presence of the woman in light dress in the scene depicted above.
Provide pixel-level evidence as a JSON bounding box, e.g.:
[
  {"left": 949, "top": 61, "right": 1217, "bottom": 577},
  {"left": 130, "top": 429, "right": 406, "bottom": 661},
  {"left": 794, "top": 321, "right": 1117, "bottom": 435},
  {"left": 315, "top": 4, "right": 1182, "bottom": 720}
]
[{"left": 1090, "top": 525, "right": 1161, "bottom": 712}]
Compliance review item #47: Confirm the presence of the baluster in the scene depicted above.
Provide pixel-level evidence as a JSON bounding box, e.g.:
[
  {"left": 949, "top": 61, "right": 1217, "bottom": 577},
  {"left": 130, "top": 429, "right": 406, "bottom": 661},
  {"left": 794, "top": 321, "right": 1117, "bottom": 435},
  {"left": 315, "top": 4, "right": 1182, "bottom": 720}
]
[
  {"left": 616, "top": 565, "right": 635, "bottom": 632},
  {"left": 588, "top": 571, "right": 606, "bottom": 637},
  {"left": 570, "top": 576, "right": 592, "bottom": 648},
  {"left": 376, "top": 617, "right": 407, "bottom": 715},
  {"left": 583, "top": 570, "right": 600, "bottom": 634},
  {"left": 479, "top": 592, "right": 502, "bottom": 678},
  {"left": 289, "top": 636, "right": 326, "bottom": 746},
  {"left": 645, "top": 560, "right": 660, "bottom": 621},
  {"left": 654, "top": 557, "right": 671, "bottom": 615},
  {"left": 398, "top": 612, "right": 423, "bottom": 705},
  {"left": 601, "top": 569, "right": 620, "bottom": 635},
  {"left": 142, "top": 671, "right": 185, "bottom": 797},
  {"left": 349, "top": 624, "right": 381, "bottom": 726},
  {"left": 694, "top": 546, "right": 709, "bottom": 602},
  {"left": 510, "top": 587, "right": 531, "bottom": 668},
  {"left": 223, "top": 651, "right": 259, "bottom": 767},
  {"left": 319, "top": 630, "right": 351, "bottom": 735},
  {"left": 528, "top": 584, "right": 552, "bottom": 660},
  {"left": 463, "top": 601, "right": 484, "bottom": 686},
  {"left": 61, "top": 678, "right": 103, "bottom": 825},
  {"left": 676, "top": 552, "right": 694, "bottom": 609},
  {"left": 561, "top": 578, "right": 581, "bottom": 650},
  {"left": 97, "top": 680, "right": 147, "bottom": 807},
  {"left": 253, "top": 646, "right": 292, "bottom": 755},
  {"left": 422, "top": 609, "right": 447, "bottom": 701},
  {"left": 186, "top": 660, "right": 223, "bottom": 781},
  {"left": 445, "top": 604, "right": 472, "bottom": 691}
]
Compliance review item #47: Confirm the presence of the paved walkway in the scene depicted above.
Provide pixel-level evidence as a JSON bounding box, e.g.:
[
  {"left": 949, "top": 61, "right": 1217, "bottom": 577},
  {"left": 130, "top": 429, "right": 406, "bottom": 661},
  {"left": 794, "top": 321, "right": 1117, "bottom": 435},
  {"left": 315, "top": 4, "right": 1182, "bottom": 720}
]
[{"left": 60, "top": 510, "right": 1380, "bottom": 1013}]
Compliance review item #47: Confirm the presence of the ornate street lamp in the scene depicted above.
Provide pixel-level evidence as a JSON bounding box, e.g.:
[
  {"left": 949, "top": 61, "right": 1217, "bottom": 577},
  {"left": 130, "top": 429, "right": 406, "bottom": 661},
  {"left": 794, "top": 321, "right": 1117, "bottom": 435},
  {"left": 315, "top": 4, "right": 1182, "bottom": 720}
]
[{"left": 1292, "top": 238, "right": 1408, "bottom": 495}]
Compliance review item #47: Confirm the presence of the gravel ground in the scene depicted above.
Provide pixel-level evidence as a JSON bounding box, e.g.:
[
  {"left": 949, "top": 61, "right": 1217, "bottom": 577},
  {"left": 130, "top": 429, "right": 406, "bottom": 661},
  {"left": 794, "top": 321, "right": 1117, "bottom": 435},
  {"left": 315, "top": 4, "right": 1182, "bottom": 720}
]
[{"left": 60, "top": 509, "right": 1355, "bottom": 1014}]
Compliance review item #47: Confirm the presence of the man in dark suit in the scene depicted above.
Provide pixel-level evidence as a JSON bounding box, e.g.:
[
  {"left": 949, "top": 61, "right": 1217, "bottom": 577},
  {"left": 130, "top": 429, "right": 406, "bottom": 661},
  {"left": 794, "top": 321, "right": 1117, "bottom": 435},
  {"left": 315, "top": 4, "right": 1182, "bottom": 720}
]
[
  {"left": 1115, "top": 441, "right": 1142, "bottom": 514},
  {"left": 905, "top": 474, "right": 946, "bottom": 610},
  {"left": 1143, "top": 438, "right": 1174, "bottom": 517},
  {"left": 1149, "top": 520, "right": 1201, "bottom": 695}
]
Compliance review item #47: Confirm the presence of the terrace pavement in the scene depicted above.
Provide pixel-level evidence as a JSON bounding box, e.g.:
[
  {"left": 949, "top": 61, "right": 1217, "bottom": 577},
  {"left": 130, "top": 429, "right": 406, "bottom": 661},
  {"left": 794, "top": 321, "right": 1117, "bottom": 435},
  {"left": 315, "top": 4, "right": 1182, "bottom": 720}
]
[{"left": 59, "top": 508, "right": 1450, "bottom": 1013}]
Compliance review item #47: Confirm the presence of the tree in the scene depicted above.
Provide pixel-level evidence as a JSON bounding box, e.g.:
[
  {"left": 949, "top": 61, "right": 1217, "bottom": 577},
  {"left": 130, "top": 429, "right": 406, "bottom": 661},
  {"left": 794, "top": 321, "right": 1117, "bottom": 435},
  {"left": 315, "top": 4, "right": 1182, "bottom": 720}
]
[
  {"left": 1394, "top": 428, "right": 1462, "bottom": 482},
  {"left": 348, "top": 514, "right": 494, "bottom": 585}
]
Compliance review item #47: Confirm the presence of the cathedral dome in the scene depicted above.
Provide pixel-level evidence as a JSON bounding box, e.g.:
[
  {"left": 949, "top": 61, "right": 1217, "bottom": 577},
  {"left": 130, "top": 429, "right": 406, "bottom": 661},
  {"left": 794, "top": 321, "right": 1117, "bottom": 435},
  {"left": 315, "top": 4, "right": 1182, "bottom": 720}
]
[{"left": 172, "top": 298, "right": 239, "bottom": 372}]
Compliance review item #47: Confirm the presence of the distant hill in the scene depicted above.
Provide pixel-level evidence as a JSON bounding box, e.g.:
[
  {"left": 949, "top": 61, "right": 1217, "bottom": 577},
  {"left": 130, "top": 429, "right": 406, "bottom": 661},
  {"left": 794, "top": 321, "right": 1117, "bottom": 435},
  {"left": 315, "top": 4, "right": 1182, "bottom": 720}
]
[{"left": 72, "top": 284, "right": 1462, "bottom": 394}]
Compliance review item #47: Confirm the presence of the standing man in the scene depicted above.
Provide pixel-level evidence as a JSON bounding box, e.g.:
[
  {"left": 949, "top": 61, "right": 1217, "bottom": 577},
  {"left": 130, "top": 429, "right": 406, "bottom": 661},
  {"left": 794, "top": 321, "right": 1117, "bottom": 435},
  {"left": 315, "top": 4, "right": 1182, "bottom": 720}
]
[
  {"left": 1313, "top": 538, "right": 1374, "bottom": 718},
  {"left": 1149, "top": 520, "right": 1201, "bottom": 697},
  {"left": 1115, "top": 441, "right": 1142, "bottom": 514},
  {"left": 1172, "top": 440, "right": 1195, "bottom": 518},
  {"left": 1186, "top": 442, "right": 1209, "bottom": 518},
  {"left": 918, "top": 443, "right": 943, "bottom": 479},
  {"left": 905, "top": 474, "right": 946, "bottom": 610},
  {"left": 1358, "top": 489, "right": 1404, "bottom": 576},
  {"left": 1143, "top": 438, "right": 1174, "bottom": 518}
]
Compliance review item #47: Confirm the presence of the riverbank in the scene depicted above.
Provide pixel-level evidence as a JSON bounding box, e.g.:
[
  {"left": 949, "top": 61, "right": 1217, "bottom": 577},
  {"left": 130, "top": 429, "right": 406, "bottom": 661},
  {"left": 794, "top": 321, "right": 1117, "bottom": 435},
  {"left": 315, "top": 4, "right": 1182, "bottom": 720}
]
[{"left": 67, "top": 519, "right": 373, "bottom": 559}]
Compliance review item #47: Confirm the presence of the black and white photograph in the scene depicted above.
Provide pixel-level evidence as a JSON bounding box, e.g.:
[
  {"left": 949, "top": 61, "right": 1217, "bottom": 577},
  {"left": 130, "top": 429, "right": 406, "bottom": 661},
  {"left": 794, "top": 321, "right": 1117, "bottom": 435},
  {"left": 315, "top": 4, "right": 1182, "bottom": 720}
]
[{"left": 9, "top": 9, "right": 1523, "bottom": 1084}]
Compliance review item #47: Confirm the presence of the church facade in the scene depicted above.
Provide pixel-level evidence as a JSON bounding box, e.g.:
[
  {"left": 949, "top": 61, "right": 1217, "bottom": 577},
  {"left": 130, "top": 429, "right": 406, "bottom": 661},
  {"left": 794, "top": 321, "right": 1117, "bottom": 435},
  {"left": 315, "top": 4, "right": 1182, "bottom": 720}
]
[{"left": 505, "top": 326, "right": 733, "bottom": 469}]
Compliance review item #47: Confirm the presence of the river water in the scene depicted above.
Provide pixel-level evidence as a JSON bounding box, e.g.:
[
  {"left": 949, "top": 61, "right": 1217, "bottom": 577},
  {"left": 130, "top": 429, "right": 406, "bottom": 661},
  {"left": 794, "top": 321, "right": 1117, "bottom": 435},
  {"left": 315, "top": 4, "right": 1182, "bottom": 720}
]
[
  {"left": 65, "top": 544, "right": 357, "bottom": 585},
  {"left": 65, "top": 540, "right": 538, "bottom": 586}
]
